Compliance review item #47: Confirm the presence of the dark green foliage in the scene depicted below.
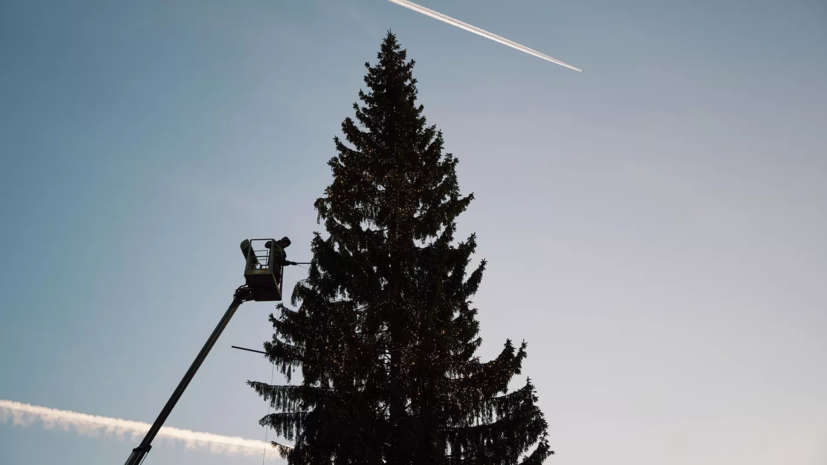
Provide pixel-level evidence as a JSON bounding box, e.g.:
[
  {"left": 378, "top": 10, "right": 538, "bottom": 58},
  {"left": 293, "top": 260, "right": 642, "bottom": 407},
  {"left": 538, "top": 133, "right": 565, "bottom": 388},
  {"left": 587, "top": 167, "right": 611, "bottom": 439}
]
[{"left": 249, "top": 31, "right": 552, "bottom": 465}]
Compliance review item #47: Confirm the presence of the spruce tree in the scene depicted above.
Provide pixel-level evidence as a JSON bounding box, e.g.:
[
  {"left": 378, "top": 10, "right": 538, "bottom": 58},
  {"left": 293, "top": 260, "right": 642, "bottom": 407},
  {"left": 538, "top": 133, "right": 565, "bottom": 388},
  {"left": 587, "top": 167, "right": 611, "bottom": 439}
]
[{"left": 250, "top": 31, "right": 552, "bottom": 465}]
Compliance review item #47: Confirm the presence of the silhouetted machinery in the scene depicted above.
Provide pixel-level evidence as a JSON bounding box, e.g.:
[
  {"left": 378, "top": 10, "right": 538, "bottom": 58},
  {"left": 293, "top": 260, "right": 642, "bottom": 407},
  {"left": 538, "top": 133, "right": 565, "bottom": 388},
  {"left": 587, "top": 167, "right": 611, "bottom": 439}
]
[
  {"left": 241, "top": 237, "right": 295, "bottom": 301},
  {"left": 123, "top": 238, "right": 302, "bottom": 465}
]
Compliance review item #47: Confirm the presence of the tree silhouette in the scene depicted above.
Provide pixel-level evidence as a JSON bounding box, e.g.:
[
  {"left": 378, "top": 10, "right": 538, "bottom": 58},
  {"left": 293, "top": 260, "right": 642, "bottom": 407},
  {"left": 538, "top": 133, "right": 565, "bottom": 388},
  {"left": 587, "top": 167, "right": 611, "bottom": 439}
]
[{"left": 250, "top": 31, "right": 552, "bottom": 465}]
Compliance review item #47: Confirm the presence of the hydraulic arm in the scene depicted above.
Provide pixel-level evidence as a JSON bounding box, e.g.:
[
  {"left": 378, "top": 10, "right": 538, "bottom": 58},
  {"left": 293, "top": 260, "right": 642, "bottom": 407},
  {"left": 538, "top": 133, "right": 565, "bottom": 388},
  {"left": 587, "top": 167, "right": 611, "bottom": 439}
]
[{"left": 122, "top": 287, "right": 251, "bottom": 465}]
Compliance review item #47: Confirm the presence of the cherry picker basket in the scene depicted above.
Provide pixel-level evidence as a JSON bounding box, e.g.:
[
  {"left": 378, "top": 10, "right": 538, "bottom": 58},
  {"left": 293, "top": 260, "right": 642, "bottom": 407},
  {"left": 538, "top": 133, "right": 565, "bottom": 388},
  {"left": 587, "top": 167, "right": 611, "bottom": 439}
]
[{"left": 240, "top": 238, "right": 284, "bottom": 301}]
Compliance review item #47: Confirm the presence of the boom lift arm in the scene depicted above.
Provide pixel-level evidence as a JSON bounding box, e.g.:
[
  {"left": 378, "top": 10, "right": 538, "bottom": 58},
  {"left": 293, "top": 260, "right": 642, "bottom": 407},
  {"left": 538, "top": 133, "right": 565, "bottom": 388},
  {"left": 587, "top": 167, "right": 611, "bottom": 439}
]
[
  {"left": 123, "top": 287, "right": 252, "bottom": 465},
  {"left": 122, "top": 238, "right": 296, "bottom": 465}
]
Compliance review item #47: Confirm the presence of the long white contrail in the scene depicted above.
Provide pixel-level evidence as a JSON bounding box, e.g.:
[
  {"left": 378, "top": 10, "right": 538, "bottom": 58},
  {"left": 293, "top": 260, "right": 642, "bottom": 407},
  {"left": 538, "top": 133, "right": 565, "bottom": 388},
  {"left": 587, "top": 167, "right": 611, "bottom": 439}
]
[
  {"left": 0, "top": 400, "right": 281, "bottom": 460},
  {"left": 388, "top": 0, "right": 583, "bottom": 72}
]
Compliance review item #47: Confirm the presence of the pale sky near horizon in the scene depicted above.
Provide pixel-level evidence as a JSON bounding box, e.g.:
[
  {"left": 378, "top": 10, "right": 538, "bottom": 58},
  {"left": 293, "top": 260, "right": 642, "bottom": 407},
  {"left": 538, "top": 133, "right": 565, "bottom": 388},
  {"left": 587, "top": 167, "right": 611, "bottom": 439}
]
[{"left": 1, "top": 1, "right": 826, "bottom": 464}]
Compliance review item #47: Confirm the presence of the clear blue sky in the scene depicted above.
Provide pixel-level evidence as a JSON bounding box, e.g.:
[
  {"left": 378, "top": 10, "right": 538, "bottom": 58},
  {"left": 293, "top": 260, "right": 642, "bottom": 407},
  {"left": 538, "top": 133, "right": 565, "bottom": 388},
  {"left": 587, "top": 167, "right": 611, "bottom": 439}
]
[{"left": 1, "top": 0, "right": 825, "bottom": 464}]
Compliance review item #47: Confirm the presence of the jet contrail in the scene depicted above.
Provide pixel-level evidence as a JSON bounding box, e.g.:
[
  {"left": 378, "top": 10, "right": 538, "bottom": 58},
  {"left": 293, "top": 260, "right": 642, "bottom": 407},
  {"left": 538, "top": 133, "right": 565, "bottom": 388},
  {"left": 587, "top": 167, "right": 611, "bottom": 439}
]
[
  {"left": 388, "top": 0, "right": 583, "bottom": 72},
  {"left": 0, "top": 400, "right": 281, "bottom": 460}
]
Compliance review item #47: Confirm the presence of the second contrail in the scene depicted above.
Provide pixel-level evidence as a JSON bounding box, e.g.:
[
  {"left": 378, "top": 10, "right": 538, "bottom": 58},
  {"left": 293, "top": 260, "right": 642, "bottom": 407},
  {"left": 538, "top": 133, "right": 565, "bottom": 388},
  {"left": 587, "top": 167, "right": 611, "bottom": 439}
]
[
  {"left": 388, "top": 0, "right": 583, "bottom": 72},
  {"left": 0, "top": 400, "right": 281, "bottom": 460}
]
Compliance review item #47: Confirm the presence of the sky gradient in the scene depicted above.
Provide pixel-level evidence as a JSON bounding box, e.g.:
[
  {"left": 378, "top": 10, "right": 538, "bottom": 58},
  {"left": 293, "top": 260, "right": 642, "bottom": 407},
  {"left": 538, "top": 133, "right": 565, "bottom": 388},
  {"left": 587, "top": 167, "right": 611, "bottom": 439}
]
[{"left": 1, "top": 0, "right": 826, "bottom": 464}]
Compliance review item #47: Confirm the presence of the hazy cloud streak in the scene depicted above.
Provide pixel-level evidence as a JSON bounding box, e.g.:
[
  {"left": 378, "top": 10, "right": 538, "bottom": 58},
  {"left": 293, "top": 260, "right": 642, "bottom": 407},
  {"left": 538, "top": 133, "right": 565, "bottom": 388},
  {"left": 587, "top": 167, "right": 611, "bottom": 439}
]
[
  {"left": 0, "top": 400, "right": 280, "bottom": 460},
  {"left": 388, "top": 0, "right": 583, "bottom": 72}
]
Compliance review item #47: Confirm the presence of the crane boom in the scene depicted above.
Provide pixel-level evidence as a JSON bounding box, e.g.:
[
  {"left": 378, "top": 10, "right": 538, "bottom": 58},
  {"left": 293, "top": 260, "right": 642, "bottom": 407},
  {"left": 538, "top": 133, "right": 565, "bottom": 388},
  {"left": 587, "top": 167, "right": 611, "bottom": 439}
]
[{"left": 122, "top": 287, "right": 251, "bottom": 465}]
